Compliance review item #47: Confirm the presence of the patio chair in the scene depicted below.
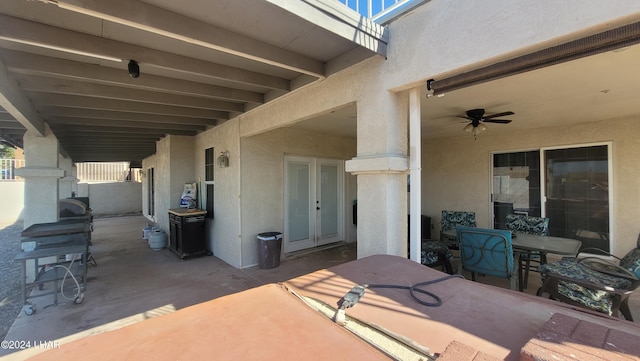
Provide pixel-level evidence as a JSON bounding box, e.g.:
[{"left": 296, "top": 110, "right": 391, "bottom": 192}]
[
  {"left": 456, "top": 227, "right": 516, "bottom": 290},
  {"left": 505, "top": 214, "right": 549, "bottom": 289},
  {"left": 537, "top": 235, "right": 640, "bottom": 320},
  {"left": 418, "top": 240, "right": 453, "bottom": 274},
  {"left": 440, "top": 210, "right": 477, "bottom": 252},
  {"left": 407, "top": 215, "right": 453, "bottom": 274}
]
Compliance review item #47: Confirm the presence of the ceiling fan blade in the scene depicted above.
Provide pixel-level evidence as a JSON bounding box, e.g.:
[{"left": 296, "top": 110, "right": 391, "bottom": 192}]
[
  {"left": 483, "top": 119, "right": 512, "bottom": 124},
  {"left": 483, "top": 111, "right": 514, "bottom": 119}
]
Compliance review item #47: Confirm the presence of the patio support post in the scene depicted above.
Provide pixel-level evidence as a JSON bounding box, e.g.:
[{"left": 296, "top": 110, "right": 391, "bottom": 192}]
[
  {"left": 346, "top": 91, "right": 409, "bottom": 259},
  {"left": 59, "top": 154, "right": 77, "bottom": 199},
  {"left": 15, "top": 123, "right": 64, "bottom": 229},
  {"left": 408, "top": 88, "right": 421, "bottom": 263}
]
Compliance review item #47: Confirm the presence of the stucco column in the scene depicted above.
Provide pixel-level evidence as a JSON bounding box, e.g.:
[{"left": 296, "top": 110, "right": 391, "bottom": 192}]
[
  {"left": 58, "top": 154, "right": 77, "bottom": 199},
  {"left": 346, "top": 91, "right": 409, "bottom": 258},
  {"left": 15, "top": 123, "right": 64, "bottom": 228},
  {"left": 152, "top": 135, "right": 195, "bottom": 235}
]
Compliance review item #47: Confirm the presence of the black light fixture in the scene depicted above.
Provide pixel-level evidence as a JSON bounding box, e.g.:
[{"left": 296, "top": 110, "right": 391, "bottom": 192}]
[
  {"left": 128, "top": 60, "right": 140, "bottom": 78},
  {"left": 425, "top": 79, "right": 435, "bottom": 98}
]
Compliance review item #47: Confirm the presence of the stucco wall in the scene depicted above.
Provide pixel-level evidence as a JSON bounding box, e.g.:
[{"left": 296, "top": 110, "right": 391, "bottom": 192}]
[
  {"left": 222, "top": 3, "right": 640, "bottom": 258},
  {"left": 151, "top": 136, "right": 196, "bottom": 234},
  {"left": 385, "top": 1, "right": 640, "bottom": 92},
  {"left": 0, "top": 182, "right": 24, "bottom": 225},
  {"left": 0, "top": 180, "right": 141, "bottom": 225},
  {"left": 194, "top": 120, "right": 356, "bottom": 268},
  {"left": 194, "top": 120, "right": 242, "bottom": 267},
  {"left": 240, "top": 127, "right": 357, "bottom": 268},
  {"left": 141, "top": 155, "right": 157, "bottom": 219},
  {"left": 423, "top": 117, "right": 640, "bottom": 256},
  {"left": 77, "top": 182, "right": 142, "bottom": 216}
]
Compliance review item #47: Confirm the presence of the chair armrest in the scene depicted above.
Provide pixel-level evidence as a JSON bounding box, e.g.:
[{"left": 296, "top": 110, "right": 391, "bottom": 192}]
[
  {"left": 577, "top": 247, "right": 622, "bottom": 261},
  {"left": 578, "top": 257, "right": 639, "bottom": 281},
  {"left": 543, "top": 271, "right": 636, "bottom": 296}
]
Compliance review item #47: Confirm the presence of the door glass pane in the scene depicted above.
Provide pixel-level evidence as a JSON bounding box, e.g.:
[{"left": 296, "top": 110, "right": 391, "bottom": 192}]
[
  {"left": 287, "top": 162, "right": 310, "bottom": 242},
  {"left": 545, "top": 145, "right": 609, "bottom": 252},
  {"left": 206, "top": 184, "right": 214, "bottom": 219},
  {"left": 492, "top": 151, "right": 540, "bottom": 229},
  {"left": 148, "top": 167, "right": 154, "bottom": 216},
  {"left": 320, "top": 164, "right": 338, "bottom": 237}
]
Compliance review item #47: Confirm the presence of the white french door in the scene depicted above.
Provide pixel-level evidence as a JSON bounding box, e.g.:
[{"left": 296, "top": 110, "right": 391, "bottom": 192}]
[{"left": 284, "top": 156, "right": 343, "bottom": 253}]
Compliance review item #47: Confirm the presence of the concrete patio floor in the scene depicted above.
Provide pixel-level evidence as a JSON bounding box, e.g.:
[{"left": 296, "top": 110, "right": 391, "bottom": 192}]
[
  {"left": 0, "top": 215, "right": 357, "bottom": 359},
  {"left": 1, "top": 215, "right": 637, "bottom": 359}
]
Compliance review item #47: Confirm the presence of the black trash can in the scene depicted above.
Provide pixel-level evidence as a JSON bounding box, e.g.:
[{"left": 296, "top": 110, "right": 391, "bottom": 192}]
[{"left": 258, "top": 232, "right": 283, "bottom": 269}]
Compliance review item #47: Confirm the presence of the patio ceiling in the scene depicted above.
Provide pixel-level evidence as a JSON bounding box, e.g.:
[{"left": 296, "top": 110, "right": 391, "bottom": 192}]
[
  {"left": 294, "top": 40, "right": 640, "bottom": 140},
  {"left": 0, "top": 0, "right": 387, "bottom": 166}
]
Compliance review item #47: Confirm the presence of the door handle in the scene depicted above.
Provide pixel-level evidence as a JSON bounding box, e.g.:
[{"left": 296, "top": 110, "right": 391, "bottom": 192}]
[{"left": 316, "top": 207, "right": 320, "bottom": 210}]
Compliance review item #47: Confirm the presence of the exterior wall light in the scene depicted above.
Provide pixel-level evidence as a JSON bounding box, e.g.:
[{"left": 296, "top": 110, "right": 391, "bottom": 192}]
[{"left": 217, "top": 151, "right": 230, "bottom": 168}]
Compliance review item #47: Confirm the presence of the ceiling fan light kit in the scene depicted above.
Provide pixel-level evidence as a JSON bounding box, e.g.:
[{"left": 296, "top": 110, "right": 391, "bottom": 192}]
[{"left": 464, "top": 123, "right": 486, "bottom": 133}]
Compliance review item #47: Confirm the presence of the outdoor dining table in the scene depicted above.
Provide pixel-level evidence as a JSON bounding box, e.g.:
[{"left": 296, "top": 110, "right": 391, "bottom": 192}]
[
  {"left": 510, "top": 233, "right": 582, "bottom": 291},
  {"left": 442, "top": 229, "right": 582, "bottom": 291}
]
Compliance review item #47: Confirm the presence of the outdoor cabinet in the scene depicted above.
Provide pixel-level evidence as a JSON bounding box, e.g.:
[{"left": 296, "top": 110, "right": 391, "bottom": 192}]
[{"left": 168, "top": 208, "right": 207, "bottom": 260}]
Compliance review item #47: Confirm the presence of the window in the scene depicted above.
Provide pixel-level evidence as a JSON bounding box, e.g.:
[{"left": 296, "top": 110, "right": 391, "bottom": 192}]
[
  {"left": 147, "top": 167, "right": 155, "bottom": 217},
  {"left": 205, "top": 148, "right": 214, "bottom": 219}
]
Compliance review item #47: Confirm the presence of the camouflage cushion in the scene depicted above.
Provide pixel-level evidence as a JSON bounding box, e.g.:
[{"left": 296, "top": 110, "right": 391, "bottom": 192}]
[
  {"left": 505, "top": 214, "right": 549, "bottom": 236},
  {"left": 620, "top": 248, "right": 640, "bottom": 278},
  {"left": 440, "top": 211, "right": 477, "bottom": 231},
  {"left": 539, "top": 259, "right": 633, "bottom": 315},
  {"left": 420, "top": 240, "right": 453, "bottom": 265},
  {"left": 440, "top": 211, "right": 476, "bottom": 249}
]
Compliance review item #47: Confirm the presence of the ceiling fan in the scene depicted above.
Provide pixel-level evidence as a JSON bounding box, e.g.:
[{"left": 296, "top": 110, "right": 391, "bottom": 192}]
[{"left": 457, "top": 108, "right": 514, "bottom": 138}]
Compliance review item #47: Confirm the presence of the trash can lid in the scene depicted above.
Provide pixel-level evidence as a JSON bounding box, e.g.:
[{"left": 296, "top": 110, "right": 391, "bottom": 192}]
[{"left": 257, "top": 232, "right": 282, "bottom": 240}]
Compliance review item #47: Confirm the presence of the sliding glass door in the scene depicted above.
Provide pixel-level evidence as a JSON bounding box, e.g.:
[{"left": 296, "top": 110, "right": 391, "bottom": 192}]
[
  {"left": 544, "top": 145, "right": 610, "bottom": 252},
  {"left": 492, "top": 143, "right": 611, "bottom": 252}
]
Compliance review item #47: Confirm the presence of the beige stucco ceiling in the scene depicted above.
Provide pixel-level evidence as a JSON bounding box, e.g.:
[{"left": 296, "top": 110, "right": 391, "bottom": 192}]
[
  {"left": 0, "top": 0, "right": 386, "bottom": 164},
  {"left": 293, "top": 42, "right": 640, "bottom": 140}
]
